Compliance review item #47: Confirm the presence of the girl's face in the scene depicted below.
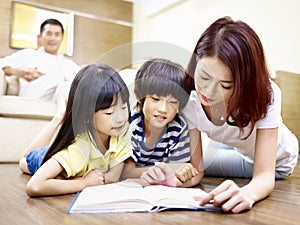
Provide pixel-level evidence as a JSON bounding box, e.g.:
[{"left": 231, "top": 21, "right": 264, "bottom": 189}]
[
  {"left": 194, "top": 57, "right": 234, "bottom": 106},
  {"left": 94, "top": 95, "right": 128, "bottom": 141},
  {"left": 142, "top": 94, "right": 179, "bottom": 131}
]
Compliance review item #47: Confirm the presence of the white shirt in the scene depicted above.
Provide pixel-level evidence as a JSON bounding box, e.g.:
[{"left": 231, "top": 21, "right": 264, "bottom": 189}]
[
  {"left": 182, "top": 80, "right": 299, "bottom": 174},
  {"left": 0, "top": 47, "right": 80, "bottom": 101}
]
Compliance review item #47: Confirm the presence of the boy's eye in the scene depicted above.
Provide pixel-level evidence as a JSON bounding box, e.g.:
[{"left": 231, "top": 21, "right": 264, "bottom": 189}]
[{"left": 169, "top": 100, "right": 179, "bottom": 105}]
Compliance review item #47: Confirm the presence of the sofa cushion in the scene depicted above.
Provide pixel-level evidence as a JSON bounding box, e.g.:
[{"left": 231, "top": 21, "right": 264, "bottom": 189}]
[
  {"left": 0, "top": 70, "right": 7, "bottom": 96},
  {"left": 0, "top": 96, "right": 57, "bottom": 119},
  {"left": 5, "top": 76, "right": 19, "bottom": 96}
]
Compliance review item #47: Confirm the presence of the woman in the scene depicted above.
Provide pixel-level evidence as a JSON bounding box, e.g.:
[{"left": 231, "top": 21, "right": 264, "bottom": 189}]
[{"left": 183, "top": 16, "right": 298, "bottom": 213}]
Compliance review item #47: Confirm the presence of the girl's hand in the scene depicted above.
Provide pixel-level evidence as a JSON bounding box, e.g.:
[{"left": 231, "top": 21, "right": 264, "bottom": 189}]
[
  {"left": 141, "top": 162, "right": 182, "bottom": 187},
  {"left": 82, "top": 169, "right": 105, "bottom": 188},
  {"left": 194, "top": 180, "right": 255, "bottom": 213},
  {"left": 175, "top": 163, "right": 199, "bottom": 183}
]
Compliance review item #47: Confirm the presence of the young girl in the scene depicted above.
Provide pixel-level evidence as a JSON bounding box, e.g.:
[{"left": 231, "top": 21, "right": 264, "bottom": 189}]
[
  {"left": 122, "top": 58, "right": 203, "bottom": 187},
  {"left": 182, "top": 17, "right": 299, "bottom": 213},
  {"left": 19, "top": 64, "right": 132, "bottom": 197}
]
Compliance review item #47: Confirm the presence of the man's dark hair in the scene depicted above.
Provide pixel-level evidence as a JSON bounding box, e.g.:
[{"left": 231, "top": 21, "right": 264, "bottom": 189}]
[{"left": 40, "top": 18, "right": 64, "bottom": 34}]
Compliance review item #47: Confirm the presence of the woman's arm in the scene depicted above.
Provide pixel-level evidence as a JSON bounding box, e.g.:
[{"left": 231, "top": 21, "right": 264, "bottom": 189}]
[
  {"left": 240, "top": 127, "right": 277, "bottom": 204},
  {"left": 26, "top": 158, "right": 105, "bottom": 197},
  {"left": 197, "top": 127, "right": 278, "bottom": 213}
]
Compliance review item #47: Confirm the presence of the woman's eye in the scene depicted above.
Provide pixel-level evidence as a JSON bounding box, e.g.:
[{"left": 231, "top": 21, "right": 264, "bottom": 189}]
[
  {"left": 200, "top": 75, "right": 210, "bottom": 81},
  {"left": 221, "top": 85, "right": 233, "bottom": 90},
  {"left": 105, "top": 112, "right": 113, "bottom": 115}
]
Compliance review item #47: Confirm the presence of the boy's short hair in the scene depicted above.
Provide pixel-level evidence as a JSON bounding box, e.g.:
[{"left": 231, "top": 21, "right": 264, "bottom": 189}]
[{"left": 134, "top": 58, "right": 189, "bottom": 111}]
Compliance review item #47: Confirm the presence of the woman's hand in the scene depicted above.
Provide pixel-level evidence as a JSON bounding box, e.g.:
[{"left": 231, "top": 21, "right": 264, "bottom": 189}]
[
  {"left": 141, "top": 162, "right": 182, "bottom": 187},
  {"left": 195, "top": 180, "right": 255, "bottom": 213}
]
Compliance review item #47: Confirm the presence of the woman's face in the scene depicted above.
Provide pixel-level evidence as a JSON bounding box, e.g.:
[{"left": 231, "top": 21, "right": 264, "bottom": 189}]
[{"left": 194, "top": 57, "right": 234, "bottom": 107}]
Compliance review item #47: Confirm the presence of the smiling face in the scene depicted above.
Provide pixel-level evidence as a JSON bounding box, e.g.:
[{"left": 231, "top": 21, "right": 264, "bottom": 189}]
[
  {"left": 94, "top": 94, "right": 129, "bottom": 143},
  {"left": 194, "top": 57, "right": 234, "bottom": 107},
  {"left": 142, "top": 94, "right": 179, "bottom": 133},
  {"left": 39, "top": 24, "right": 63, "bottom": 55}
]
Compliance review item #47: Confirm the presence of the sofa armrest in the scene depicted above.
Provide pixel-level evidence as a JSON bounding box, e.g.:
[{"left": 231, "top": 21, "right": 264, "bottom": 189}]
[
  {"left": 0, "top": 69, "right": 7, "bottom": 96},
  {"left": 0, "top": 96, "right": 57, "bottom": 119}
]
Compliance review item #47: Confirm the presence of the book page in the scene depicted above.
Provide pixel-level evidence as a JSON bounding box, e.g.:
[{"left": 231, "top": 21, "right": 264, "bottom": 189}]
[
  {"left": 69, "top": 181, "right": 155, "bottom": 213},
  {"left": 68, "top": 181, "right": 217, "bottom": 213},
  {"left": 143, "top": 185, "right": 210, "bottom": 209}
]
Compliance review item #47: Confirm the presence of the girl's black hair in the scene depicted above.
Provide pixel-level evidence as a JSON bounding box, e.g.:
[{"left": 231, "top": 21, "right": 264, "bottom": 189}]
[{"left": 42, "top": 64, "right": 130, "bottom": 164}]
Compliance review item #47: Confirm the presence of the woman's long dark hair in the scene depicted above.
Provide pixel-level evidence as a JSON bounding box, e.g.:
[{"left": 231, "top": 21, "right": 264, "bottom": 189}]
[
  {"left": 185, "top": 16, "right": 272, "bottom": 138},
  {"left": 42, "top": 64, "right": 130, "bottom": 163}
]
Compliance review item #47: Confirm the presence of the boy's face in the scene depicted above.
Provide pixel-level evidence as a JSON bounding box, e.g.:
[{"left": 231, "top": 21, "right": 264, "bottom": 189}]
[
  {"left": 142, "top": 94, "right": 179, "bottom": 131},
  {"left": 39, "top": 24, "right": 63, "bottom": 55}
]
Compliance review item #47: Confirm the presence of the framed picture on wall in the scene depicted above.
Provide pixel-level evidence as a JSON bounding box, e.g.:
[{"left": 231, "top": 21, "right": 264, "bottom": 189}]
[{"left": 9, "top": 0, "right": 74, "bottom": 56}]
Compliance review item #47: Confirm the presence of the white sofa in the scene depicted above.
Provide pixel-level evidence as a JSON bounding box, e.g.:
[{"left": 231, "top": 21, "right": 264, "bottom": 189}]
[{"left": 0, "top": 70, "right": 57, "bottom": 162}]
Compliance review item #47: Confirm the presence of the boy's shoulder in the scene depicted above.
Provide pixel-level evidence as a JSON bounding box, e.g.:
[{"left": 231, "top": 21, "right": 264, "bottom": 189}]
[
  {"left": 171, "top": 113, "right": 188, "bottom": 128},
  {"left": 130, "top": 110, "right": 143, "bottom": 123}
]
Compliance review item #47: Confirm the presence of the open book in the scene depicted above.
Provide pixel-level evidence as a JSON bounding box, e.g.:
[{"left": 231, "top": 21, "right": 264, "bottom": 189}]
[{"left": 68, "top": 181, "right": 219, "bottom": 213}]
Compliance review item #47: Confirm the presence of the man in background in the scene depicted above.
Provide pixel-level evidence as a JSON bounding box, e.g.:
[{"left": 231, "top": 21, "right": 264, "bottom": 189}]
[{"left": 0, "top": 18, "right": 80, "bottom": 103}]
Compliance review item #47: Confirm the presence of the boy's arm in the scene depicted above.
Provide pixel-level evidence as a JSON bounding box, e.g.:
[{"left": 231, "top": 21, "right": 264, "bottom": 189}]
[
  {"left": 180, "top": 129, "right": 204, "bottom": 187},
  {"left": 121, "top": 157, "right": 152, "bottom": 179}
]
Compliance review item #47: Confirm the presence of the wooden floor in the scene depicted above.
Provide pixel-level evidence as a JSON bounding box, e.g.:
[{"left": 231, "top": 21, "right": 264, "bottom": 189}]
[{"left": 1, "top": 161, "right": 299, "bottom": 225}]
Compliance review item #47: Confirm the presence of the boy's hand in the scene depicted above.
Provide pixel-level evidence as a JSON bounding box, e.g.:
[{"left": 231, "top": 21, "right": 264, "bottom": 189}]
[
  {"left": 175, "top": 163, "right": 199, "bottom": 183},
  {"left": 141, "top": 162, "right": 182, "bottom": 187}
]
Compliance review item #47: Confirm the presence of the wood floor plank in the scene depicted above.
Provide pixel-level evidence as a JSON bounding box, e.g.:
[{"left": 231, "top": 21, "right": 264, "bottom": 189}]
[{"left": 0, "top": 160, "right": 299, "bottom": 225}]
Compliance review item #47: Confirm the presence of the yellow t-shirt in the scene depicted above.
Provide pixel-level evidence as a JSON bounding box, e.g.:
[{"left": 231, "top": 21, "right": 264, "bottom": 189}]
[{"left": 52, "top": 123, "right": 132, "bottom": 178}]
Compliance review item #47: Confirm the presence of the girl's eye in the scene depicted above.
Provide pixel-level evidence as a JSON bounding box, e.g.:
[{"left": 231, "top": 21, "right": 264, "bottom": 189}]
[
  {"left": 151, "top": 97, "right": 160, "bottom": 101},
  {"left": 105, "top": 112, "right": 113, "bottom": 115}
]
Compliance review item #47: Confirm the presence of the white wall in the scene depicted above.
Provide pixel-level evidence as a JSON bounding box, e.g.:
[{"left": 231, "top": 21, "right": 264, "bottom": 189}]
[{"left": 132, "top": 0, "right": 300, "bottom": 76}]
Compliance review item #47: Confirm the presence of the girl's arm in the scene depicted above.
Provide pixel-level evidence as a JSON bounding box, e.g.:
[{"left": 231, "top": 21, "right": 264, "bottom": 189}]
[
  {"left": 26, "top": 158, "right": 105, "bottom": 197},
  {"left": 197, "top": 127, "right": 278, "bottom": 213}
]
